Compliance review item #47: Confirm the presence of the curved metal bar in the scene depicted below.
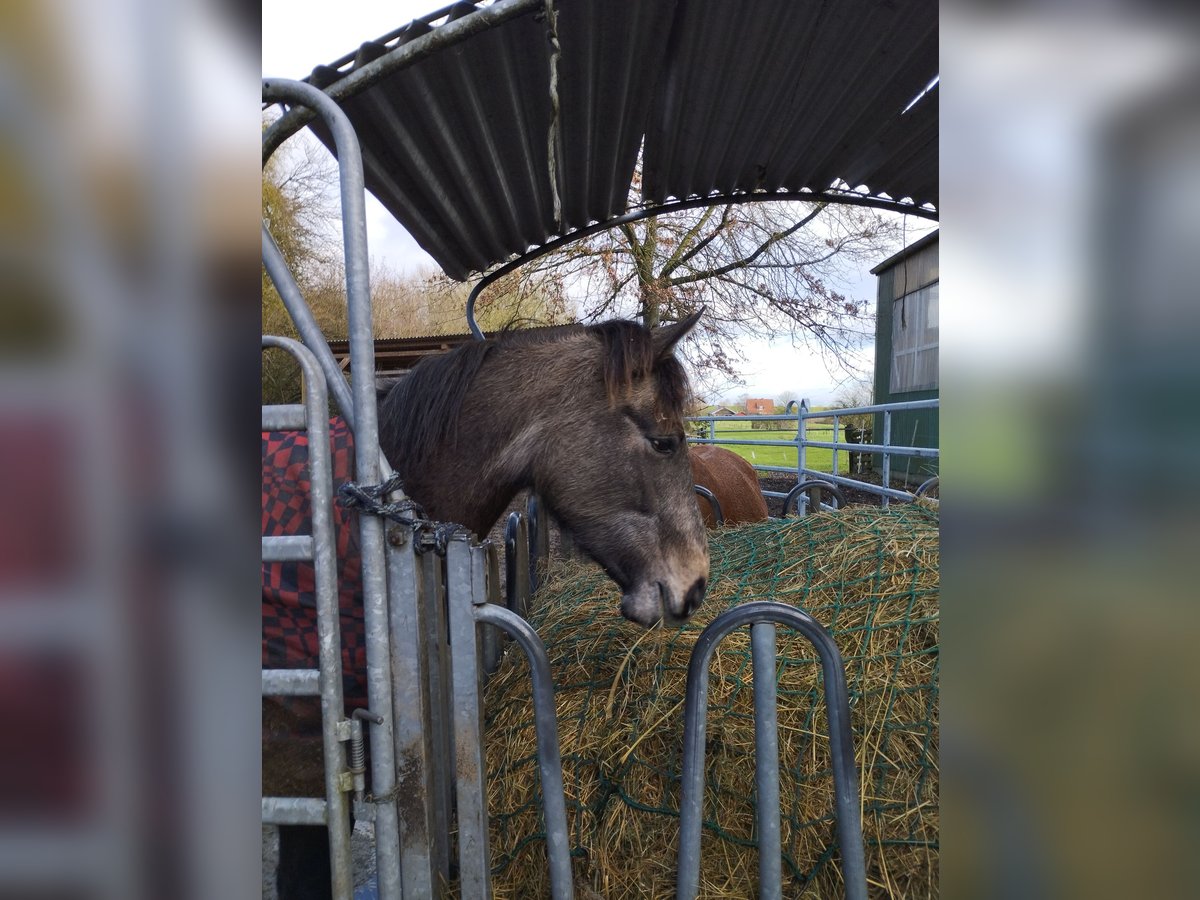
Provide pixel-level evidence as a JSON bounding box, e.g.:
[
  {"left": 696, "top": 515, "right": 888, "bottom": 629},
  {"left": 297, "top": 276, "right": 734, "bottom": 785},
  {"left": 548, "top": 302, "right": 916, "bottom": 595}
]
[
  {"left": 465, "top": 191, "right": 936, "bottom": 340},
  {"left": 262, "top": 225, "right": 356, "bottom": 425},
  {"left": 261, "top": 78, "right": 403, "bottom": 900},
  {"left": 782, "top": 479, "right": 847, "bottom": 516},
  {"left": 676, "top": 601, "right": 866, "bottom": 900},
  {"left": 474, "top": 604, "right": 574, "bottom": 900},
  {"left": 262, "top": 0, "right": 546, "bottom": 165},
  {"left": 504, "top": 512, "right": 531, "bottom": 619},
  {"left": 914, "top": 475, "right": 939, "bottom": 499},
  {"left": 693, "top": 484, "right": 725, "bottom": 526},
  {"left": 261, "top": 336, "right": 353, "bottom": 899}
]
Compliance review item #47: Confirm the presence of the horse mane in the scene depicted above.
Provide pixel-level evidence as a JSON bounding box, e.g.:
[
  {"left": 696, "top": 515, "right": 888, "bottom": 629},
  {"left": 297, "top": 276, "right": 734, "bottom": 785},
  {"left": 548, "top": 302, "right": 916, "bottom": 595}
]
[{"left": 377, "top": 320, "right": 691, "bottom": 469}]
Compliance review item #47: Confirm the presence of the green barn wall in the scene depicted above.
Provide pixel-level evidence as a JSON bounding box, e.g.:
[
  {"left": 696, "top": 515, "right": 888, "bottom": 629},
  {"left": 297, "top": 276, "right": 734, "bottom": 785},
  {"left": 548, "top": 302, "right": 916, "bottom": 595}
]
[{"left": 872, "top": 264, "right": 939, "bottom": 484}]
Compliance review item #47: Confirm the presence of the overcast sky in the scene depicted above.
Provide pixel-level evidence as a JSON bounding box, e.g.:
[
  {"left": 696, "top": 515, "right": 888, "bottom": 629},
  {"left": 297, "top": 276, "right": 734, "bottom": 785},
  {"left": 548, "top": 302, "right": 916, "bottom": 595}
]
[{"left": 262, "top": 0, "right": 934, "bottom": 405}]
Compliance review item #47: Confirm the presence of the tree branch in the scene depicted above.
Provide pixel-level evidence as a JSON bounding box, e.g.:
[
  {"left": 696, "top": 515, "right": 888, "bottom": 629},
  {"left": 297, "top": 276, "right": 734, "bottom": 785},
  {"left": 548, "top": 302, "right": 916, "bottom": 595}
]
[{"left": 667, "top": 203, "right": 827, "bottom": 286}]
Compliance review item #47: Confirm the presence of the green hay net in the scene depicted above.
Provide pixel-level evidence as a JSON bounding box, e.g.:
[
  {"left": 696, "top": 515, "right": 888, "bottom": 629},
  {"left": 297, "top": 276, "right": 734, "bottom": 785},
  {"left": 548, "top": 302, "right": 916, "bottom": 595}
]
[{"left": 479, "top": 505, "right": 939, "bottom": 898}]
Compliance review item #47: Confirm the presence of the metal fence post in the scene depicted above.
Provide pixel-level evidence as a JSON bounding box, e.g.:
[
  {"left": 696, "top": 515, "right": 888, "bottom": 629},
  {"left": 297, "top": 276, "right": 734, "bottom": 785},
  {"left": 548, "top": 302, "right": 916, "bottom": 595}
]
[
  {"left": 881, "top": 410, "right": 893, "bottom": 509},
  {"left": 447, "top": 537, "right": 491, "bottom": 898},
  {"left": 797, "top": 400, "right": 809, "bottom": 513}
]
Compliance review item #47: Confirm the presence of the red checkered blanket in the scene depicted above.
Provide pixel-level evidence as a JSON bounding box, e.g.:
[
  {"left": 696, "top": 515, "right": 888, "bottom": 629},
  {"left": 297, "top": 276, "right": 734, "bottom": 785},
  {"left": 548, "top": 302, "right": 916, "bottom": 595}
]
[{"left": 261, "top": 416, "right": 368, "bottom": 707}]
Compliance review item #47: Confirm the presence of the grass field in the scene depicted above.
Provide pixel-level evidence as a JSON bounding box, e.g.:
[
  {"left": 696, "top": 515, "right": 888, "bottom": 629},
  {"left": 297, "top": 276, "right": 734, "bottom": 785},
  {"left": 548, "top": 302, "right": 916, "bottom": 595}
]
[{"left": 687, "top": 419, "right": 850, "bottom": 474}]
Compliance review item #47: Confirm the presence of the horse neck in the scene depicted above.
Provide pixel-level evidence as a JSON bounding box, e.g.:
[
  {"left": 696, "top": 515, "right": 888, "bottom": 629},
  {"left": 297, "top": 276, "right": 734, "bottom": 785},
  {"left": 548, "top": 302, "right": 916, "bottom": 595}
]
[{"left": 396, "top": 341, "right": 577, "bottom": 537}]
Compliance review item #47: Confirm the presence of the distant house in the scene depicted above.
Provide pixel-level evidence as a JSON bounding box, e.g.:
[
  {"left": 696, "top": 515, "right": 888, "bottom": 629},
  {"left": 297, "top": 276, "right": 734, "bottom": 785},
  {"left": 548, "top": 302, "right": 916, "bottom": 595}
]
[
  {"left": 870, "top": 230, "right": 939, "bottom": 483},
  {"left": 711, "top": 406, "right": 737, "bottom": 416},
  {"left": 745, "top": 398, "right": 774, "bottom": 415}
]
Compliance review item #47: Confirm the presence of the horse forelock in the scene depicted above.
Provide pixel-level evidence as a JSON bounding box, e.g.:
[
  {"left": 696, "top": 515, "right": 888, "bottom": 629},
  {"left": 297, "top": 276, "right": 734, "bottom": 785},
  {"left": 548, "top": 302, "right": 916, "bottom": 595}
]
[{"left": 588, "top": 320, "right": 691, "bottom": 426}]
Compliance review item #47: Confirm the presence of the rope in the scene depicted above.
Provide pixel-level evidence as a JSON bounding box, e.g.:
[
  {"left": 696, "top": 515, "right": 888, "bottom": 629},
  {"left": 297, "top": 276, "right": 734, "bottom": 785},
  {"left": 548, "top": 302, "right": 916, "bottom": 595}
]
[
  {"left": 338, "top": 475, "right": 470, "bottom": 554},
  {"left": 544, "top": 0, "right": 563, "bottom": 229}
]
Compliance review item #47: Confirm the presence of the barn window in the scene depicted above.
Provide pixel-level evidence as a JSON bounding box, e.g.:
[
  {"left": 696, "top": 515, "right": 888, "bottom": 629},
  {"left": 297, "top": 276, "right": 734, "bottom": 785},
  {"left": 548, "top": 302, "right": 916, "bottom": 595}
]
[{"left": 890, "top": 281, "right": 939, "bottom": 393}]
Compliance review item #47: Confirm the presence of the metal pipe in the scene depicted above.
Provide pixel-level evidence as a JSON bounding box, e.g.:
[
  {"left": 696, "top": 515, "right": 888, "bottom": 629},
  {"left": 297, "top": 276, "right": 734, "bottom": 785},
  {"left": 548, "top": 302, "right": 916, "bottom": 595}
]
[
  {"left": 261, "top": 669, "right": 320, "bottom": 696},
  {"left": 676, "top": 602, "right": 865, "bottom": 900},
  {"left": 262, "top": 797, "right": 330, "bottom": 827},
  {"left": 261, "top": 79, "right": 403, "bottom": 900},
  {"left": 915, "top": 475, "right": 939, "bottom": 498},
  {"left": 261, "top": 335, "right": 353, "bottom": 899},
  {"left": 262, "top": 404, "right": 307, "bottom": 431},
  {"left": 262, "top": 535, "right": 315, "bottom": 562},
  {"left": 782, "top": 480, "right": 846, "bottom": 516},
  {"left": 881, "top": 411, "right": 893, "bottom": 510},
  {"left": 797, "top": 400, "right": 808, "bottom": 494},
  {"left": 261, "top": 226, "right": 356, "bottom": 425},
  {"left": 751, "top": 622, "right": 782, "bottom": 899},
  {"left": 475, "top": 604, "right": 575, "bottom": 900},
  {"left": 262, "top": 0, "right": 547, "bottom": 164},
  {"left": 831, "top": 414, "right": 840, "bottom": 477},
  {"left": 693, "top": 485, "right": 724, "bottom": 526}
]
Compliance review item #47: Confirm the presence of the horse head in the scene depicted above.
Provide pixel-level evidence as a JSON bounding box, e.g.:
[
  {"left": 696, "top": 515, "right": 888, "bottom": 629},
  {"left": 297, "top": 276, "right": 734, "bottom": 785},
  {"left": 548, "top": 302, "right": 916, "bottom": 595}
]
[
  {"left": 532, "top": 313, "right": 710, "bottom": 626},
  {"left": 379, "top": 312, "right": 710, "bottom": 627}
]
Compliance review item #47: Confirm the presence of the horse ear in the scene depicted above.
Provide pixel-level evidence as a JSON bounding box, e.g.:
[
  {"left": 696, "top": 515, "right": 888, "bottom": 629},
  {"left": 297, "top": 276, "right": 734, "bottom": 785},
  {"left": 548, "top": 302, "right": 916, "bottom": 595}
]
[{"left": 652, "top": 308, "right": 703, "bottom": 359}]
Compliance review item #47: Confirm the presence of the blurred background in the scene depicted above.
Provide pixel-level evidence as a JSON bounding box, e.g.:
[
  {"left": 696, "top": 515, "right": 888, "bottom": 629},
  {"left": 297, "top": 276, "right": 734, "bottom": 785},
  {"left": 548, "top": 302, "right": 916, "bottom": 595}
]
[{"left": 1, "top": 0, "right": 1197, "bottom": 897}]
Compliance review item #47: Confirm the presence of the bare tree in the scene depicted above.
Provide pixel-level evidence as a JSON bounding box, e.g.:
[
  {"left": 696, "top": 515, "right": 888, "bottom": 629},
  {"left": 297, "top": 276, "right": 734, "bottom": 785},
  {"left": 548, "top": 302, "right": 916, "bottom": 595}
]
[{"left": 509, "top": 169, "right": 902, "bottom": 388}]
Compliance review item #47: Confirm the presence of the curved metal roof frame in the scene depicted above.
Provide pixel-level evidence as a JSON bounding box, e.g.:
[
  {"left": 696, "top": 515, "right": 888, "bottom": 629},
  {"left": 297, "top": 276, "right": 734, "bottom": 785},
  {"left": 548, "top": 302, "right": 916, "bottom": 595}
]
[{"left": 263, "top": 0, "right": 938, "bottom": 284}]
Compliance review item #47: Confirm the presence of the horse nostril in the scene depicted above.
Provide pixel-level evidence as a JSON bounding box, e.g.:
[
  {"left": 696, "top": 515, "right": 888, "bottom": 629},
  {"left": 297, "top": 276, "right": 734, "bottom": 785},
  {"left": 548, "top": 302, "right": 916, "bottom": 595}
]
[
  {"left": 657, "top": 581, "right": 669, "bottom": 611},
  {"left": 684, "top": 577, "right": 706, "bottom": 614}
]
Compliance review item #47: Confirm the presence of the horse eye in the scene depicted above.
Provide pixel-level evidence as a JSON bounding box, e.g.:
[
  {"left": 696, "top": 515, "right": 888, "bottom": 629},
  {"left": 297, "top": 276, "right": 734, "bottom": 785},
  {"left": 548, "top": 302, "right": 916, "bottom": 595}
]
[{"left": 648, "top": 436, "right": 677, "bottom": 455}]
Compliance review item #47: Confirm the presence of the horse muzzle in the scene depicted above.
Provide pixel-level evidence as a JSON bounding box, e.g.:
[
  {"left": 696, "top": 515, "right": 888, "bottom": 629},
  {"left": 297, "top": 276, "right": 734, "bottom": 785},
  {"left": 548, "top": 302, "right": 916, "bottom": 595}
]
[{"left": 620, "top": 575, "right": 707, "bottom": 627}]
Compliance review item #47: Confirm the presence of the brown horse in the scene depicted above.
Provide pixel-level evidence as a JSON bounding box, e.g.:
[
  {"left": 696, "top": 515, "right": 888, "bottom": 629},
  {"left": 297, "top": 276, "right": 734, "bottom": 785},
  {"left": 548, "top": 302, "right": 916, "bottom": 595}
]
[
  {"left": 690, "top": 444, "right": 769, "bottom": 527},
  {"left": 265, "top": 315, "right": 709, "bottom": 899}
]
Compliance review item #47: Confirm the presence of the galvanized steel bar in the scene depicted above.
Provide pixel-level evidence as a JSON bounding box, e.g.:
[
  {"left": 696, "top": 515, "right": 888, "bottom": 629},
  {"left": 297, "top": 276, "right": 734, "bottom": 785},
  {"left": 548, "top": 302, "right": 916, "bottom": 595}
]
[
  {"left": 261, "top": 669, "right": 320, "bottom": 696},
  {"left": 481, "top": 541, "right": 504, "bottom": 677},
  {"left": 475, "top": 604, "right": 574, "bottom": 900},
  {"left": 447, "top": 538, "right": 491, "bottom": 898},
  {"left": 262, "top": 334, "right": 353, "bottom": 899},
  {"left": 262, "top": 797, "right": 329, "bottom": 827},
  {"left": 262, "top": 535, "right": 315, "bottom": 562},
  {"left": 262, "top": 403, "right": 307, "bottom": 431},
  {"left": 831, "top": 414, "right": 840, "bottom": 477},
  {"left": 751, "top": 622, "right": 782, "bottom": 900},
  {"left": 881, "top": 410, "right": 893, "bottom": 509},
  {"left": 676, "top": 602, "right": 865, "bottom": 900},
  {"left": 795, "top": 439, "right": 938, "bottom": 457},
  {"left": 261, "top": 79, "right": 402, "bottom": 900},
  {"left": 693, "top": 485, "right": 724, "bottom": 526},
  {"left": 421, "top": 550, "right": 454, "bottom": 882},
  {"left": 505, "top": 512, "right": 531, "bottom": 619},
  {"left": 261, "top": 226, "right": 356, "bottom": 425},
  {"left": 262, "top": 0, "right": 547, "bottom": 164},
  {"left": 782, "top": 480, "right": 847, "bottom": 517},
  {"left": 383, "top": 525, "right": 440, "bottom": 898},
  {"left": 527, "top": 494, "right": 550, "bottom": 595},
  {"left": 797, "top": 400, "right": 809, "bottom": 498}
]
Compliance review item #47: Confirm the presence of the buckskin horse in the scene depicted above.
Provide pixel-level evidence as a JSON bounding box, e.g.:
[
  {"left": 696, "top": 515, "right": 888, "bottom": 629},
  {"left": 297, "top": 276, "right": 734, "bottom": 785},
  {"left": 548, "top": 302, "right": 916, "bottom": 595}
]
[{"left": 263, "top": 314, "right": 709, "bottom": 899}]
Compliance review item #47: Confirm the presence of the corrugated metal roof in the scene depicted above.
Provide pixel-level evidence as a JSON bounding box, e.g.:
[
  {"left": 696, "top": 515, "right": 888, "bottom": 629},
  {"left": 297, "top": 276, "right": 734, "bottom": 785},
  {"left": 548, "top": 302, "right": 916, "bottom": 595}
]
[{"left": 303, "top": 0, "right": 938, "bottom": 281}]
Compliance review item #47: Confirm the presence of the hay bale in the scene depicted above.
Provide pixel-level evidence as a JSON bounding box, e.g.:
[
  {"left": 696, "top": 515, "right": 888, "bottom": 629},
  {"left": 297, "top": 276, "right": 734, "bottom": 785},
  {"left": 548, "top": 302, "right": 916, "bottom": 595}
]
[{"left": 479, "top": 505, "right": 939, "bottom": 898}]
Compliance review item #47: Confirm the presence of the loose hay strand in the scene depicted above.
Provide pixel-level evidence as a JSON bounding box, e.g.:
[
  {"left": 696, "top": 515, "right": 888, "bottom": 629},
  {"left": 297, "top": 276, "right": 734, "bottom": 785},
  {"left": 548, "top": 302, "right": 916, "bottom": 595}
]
[{"left": 480, "top": 505, "right": 939, "bottom": 898}]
